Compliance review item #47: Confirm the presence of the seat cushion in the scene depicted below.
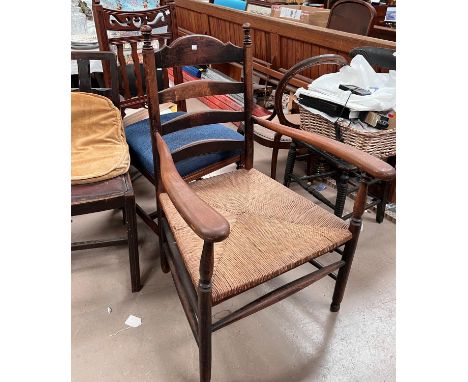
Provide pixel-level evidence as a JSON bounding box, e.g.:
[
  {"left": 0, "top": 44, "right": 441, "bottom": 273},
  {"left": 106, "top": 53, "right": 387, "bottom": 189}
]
[
  {"left": 125, "top": 112, "right": 245, "bottom": 178},
  {"left": 71, "top": 92, "right": 130, "bottom": 185},
  {"left": 159, "top": 169, "right": 352, "bottom": 305}
]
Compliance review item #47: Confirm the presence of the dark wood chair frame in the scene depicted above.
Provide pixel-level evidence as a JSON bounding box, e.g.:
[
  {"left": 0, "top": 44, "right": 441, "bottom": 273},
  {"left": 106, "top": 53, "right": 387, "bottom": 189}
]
[
  {"left": 92, "top": 0, "right": 186, "bottom": 111},
  {"left": 141, "top": 24, "right": 395, "bottom": 381},
  {"left": 327, "top": 0, "right": 377, "bottom": 36},
  {"left": 277, "top": 54, "right": 389, "bottom": 222},
  {"left": 71, "top": 50, "right": 141, "bottom": 293}
]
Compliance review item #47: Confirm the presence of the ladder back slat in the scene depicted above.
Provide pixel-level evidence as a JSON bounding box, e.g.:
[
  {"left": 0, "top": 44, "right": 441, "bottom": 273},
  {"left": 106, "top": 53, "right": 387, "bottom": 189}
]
[
  {"left": 161, "top": 110, "right": 245, "bottom": 135},
  {"left": 171, "top": 140, "right": 244, "bottom": 163},
  {"left": 159, "top": 80, "right": 244, "bottom": 104},
  {"left": 155, "top": 36, "right": 244, "bottom": 69}
]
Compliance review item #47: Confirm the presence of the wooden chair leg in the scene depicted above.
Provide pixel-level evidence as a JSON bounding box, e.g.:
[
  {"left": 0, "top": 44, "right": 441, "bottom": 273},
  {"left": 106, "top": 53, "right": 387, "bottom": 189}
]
[
  {"left": 334, "top": 171, "right": 349, "bottom": 218},
  {"left": 330, "top": 238, "right": 357, "bottom": 312},
  {"left": 121, "top": 207, "right": 126, "bottom": 225},
  {"left": 198, "top": 284, "right": 212, "bottom": 382},
  {"left": 331, "top": 178, "right": 368, "bottom": 312},
  {"left": 125, "top": 196, "right": 142, "bottom": 293},
  {"left": 270, "top": 135, "right": 281, "bottom": 180},
  {"left": 283, "top": 140, "right": 297, "bottom": 187},
  {"left": 376, "top": 180, "right": 390, "bottom": 223},
  {"left": 159, "top": 213, "right": 170, "bottom": 274}
]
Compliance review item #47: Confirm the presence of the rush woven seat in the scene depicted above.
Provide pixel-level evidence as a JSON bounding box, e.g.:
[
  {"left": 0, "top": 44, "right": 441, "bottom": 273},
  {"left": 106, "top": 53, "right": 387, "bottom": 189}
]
[{"left": 160, "top": 168, "right": 351, "bottom": 304}]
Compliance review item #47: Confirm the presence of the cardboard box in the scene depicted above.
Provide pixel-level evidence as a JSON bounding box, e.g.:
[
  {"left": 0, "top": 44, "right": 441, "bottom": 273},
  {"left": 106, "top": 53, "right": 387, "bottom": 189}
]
[
  {"left": 246, "top": 3, "right": 272, "bottom": 16},
  {"left": 271, "top": 5, "right": 330, "bottom": 27}
]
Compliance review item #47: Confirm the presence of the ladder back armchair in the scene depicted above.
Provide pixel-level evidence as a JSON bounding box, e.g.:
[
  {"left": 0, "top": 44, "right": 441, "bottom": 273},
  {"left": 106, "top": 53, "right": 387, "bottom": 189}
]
[{"left": 141, "top": 24, "right": 395, "bottom": 381}]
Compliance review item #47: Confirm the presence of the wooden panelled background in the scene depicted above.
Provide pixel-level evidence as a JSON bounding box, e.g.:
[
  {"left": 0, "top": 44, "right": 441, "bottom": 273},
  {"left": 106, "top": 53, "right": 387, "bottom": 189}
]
[{"left": 175, "top": 0, "right": 396, "bottom": 83}]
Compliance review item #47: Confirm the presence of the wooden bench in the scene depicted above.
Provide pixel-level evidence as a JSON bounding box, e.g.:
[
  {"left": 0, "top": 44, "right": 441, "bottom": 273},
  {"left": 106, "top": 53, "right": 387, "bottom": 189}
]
[{"left": 175, "top": 0, "right": 396, "bottom": 84}]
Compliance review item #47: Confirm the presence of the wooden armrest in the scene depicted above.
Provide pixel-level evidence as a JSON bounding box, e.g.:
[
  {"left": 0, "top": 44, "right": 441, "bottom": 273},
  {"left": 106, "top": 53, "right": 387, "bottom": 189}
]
[
  {"left": 156, "top": 133, "right": 230, "bottom": 243},
  {"left": 253, "top": 116, "right": 396, "bottom": 181}
]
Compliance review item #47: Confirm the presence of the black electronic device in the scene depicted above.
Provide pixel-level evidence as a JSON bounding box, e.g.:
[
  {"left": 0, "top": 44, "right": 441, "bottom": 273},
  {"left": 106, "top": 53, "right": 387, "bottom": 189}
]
[
  {"left": 359, "top": 111, "right": 389, "bottom": 130},
  {"left": 338, "top": 84, "right": 372, "bottom": 96},
  {"left": 298, "top": 95, "right": 351, "bottom": 119}
]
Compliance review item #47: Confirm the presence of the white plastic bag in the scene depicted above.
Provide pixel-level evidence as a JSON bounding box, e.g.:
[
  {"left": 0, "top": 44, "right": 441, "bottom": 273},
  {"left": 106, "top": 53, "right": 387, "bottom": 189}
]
[{"left": 296, "top": 55, "right": 396, "bottom": 112}]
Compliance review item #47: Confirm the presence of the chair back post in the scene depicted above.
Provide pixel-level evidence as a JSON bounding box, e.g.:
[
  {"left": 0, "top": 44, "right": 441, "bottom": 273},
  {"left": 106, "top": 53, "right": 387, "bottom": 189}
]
[
  {"left": 242, "top": 23, "right": 254, "bottom": 170},
  {"left": 167, "top": 2, "right": 186, "bottom": 112},
  {"left": 141, "top": 25, "right": 164, "bottom": 196},
  {"left": 92, "top": 0, "right": 113, "bottom": 88}
]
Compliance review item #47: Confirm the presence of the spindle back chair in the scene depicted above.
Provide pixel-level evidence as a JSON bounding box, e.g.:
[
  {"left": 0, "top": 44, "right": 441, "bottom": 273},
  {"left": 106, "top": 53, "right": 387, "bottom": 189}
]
[
  {"left": 142, "top": 24, "right": 396, "bottom": 381},
  {"left": 92, "top": 0, "right": 186, "bottom": 111}
]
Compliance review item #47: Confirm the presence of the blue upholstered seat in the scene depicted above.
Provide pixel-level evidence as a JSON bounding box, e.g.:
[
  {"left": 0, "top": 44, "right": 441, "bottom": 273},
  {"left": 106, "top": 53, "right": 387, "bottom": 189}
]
[{"left": 125, "top": 112, "right": 245, "bottom": 178}]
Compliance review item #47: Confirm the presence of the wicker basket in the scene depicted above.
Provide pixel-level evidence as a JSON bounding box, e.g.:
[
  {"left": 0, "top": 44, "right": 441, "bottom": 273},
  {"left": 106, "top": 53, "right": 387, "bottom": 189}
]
[{"left": 298, "top": 103, "right": 396, "bottom": 158}]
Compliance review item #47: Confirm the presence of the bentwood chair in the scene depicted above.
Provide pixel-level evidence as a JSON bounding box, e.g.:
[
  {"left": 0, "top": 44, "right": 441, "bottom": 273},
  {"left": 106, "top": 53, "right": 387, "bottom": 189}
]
[
  {"left": 92, "top": 0, "right": 186, "bottom": 111},
  {"left": 278, "top": 54, "right": 393, "bottom": 223},
  {"left": 327, "top": 0, "right": 376, "bottom": 36},
  {"left": 141, "top": 25, "right": 395, "bottom": 381},
  {"left": 71, "top": 50, "right": 141, "bottom": 293},
  {"left": 252, "top": 57, "right": 341, "bottom": 181}
]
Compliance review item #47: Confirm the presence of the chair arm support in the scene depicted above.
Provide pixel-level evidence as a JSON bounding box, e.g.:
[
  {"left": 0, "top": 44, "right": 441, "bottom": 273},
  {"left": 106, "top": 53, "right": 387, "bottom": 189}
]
[
  {"left": 156, "top": 133, "right": 230, "bottom": 243},
  {"left": 253, "top": 116, "right": 395, "bottom": 181}
]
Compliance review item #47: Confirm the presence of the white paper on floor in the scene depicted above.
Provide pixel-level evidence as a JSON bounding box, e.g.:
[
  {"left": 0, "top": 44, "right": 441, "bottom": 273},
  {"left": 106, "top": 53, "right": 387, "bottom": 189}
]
[
  {"left": 125, "top": 315, "right": 142, "bottom": 328},
  {"left": 109, "top": 315, "right": 142, "bottom": 337}
]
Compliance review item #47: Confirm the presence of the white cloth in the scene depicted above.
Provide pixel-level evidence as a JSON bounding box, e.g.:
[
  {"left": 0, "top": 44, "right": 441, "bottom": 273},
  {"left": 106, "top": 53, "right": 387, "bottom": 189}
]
[{"left": 296, "top": 55, "right": 396, "bottom": 112}]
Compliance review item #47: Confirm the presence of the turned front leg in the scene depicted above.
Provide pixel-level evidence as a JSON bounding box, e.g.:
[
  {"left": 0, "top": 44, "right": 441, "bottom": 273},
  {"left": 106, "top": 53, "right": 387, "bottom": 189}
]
[
  {"left": 331, "top": 176, "right": 369, "bottom": 312},
  {"left": 198, "top": 242, "right": 214, "bottom": 382}
]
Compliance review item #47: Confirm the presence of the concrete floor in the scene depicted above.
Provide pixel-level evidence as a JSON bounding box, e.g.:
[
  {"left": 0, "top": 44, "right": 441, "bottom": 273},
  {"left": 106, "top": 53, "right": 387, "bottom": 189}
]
[{"left": 71, "top": 99, "right": 395, "bottom": 381}]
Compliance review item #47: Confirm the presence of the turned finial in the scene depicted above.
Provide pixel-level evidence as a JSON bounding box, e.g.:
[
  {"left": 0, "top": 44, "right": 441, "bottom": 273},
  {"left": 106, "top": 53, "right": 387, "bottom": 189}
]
[
  {"left": 141, "top": 25, "right": 153, "bottom": 50},
  {"left": 242, "top": 23, "right": 251, "bottom": 46}
]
